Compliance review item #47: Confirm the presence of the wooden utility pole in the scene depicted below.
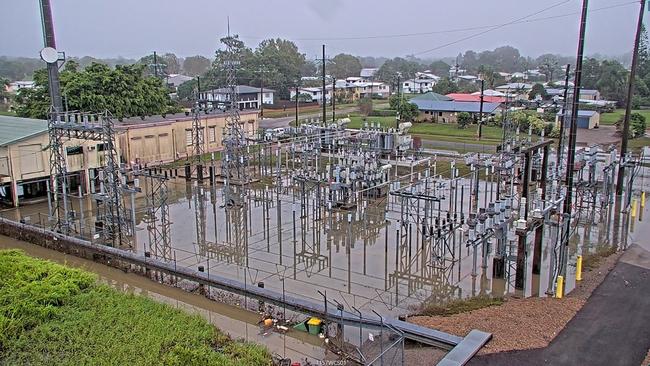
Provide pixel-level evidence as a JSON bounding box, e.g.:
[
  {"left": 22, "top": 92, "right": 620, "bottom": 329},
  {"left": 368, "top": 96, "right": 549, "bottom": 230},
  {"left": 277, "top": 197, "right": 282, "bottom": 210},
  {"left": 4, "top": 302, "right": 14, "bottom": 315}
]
[{"left": 617, "top": 0, "right": 646, "bottom": 195}]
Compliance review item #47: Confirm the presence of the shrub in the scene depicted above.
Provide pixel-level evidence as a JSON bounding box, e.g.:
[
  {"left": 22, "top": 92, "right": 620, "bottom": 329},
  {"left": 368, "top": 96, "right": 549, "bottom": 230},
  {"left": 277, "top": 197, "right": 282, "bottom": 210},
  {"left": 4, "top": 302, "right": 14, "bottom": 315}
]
[{"left": 457, "top": 112, "right": 472, "bottom": 129}]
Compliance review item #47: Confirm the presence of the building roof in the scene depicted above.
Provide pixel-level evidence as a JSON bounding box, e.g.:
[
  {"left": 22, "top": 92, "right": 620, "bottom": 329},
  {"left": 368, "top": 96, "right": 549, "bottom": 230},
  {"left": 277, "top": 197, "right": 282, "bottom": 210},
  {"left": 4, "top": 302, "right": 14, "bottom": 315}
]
[
  {"left": 166, "top": 74, "right": 193, "bottom": 87},
  {"left": 0, "top": 115, "right": 48, "bottom": 146},
  {"left": 580, "top": 89, "right": 599, "bottom": 96},
  {"left": 556, "top": 110, "right": 598, "bottom": 118},
  {"left": 495, "top": 83, "right": 533, "bottom": 91},
  {"left": 411, "top": 100, "right": 501, "bottom": 113},
  {"left": 360, "top": 68, "right": 378, "bottom": 78},
  {"left": 205, "top": 85, "right": 275, "bottom": 94},
  {"left": 447, "top": 93, "right": 506, "bottom": 103},
  {"left": 410, "top": 92, "right": 453, "bottom": 102}
]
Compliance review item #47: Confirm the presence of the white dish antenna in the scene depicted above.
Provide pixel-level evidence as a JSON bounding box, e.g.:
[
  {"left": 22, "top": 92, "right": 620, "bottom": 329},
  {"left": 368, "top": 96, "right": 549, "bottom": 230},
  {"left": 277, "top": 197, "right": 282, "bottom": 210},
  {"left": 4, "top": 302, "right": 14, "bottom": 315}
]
[{"left": 40, "top": 47, "right": 59, "bottom": 64}]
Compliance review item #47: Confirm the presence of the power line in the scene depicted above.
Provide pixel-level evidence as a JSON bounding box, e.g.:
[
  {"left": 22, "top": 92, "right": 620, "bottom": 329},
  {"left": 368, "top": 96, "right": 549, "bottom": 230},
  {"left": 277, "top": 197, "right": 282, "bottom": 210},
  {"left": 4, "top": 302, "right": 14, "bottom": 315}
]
[
  {"left": 238, "top": 1, "right": 635, "bottom": 44},
  {"left": 412, "top": 0, "right": 573, "bottom": 56}
]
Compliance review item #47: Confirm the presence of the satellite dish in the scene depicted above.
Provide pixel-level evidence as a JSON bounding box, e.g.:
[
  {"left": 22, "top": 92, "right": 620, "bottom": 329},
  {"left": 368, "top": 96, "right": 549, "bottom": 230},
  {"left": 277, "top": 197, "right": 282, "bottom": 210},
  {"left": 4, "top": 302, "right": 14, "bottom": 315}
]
[{"left": 40, "top": 47, "right": 59, "bottom": 64}]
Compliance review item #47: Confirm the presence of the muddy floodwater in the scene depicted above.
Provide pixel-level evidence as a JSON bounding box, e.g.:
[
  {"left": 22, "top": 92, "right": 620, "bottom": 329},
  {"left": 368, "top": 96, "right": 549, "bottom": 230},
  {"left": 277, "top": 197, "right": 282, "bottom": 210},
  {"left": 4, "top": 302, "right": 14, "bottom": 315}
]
[
  {"left": 4, "top": 163, "right": 641, "bottom": 320},
  {"left": 0, "top": 235, "right": 327, "bottom": 363}
]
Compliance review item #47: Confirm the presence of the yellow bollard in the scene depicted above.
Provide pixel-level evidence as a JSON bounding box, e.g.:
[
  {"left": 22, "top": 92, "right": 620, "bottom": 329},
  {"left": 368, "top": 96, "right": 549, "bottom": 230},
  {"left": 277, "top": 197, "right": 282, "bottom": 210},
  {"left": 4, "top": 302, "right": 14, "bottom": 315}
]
[
  {"left": 576, "top": 255, "right": 583, "bottom": 281},
  {"left": 632, "top": 199, "right": 638, "bottom": 218},
  {"left": 556, "top": 276, "right": 564, "bottom": 299},
  {"left": 642, "top": 192, "right": 646, "bottom": 208}
]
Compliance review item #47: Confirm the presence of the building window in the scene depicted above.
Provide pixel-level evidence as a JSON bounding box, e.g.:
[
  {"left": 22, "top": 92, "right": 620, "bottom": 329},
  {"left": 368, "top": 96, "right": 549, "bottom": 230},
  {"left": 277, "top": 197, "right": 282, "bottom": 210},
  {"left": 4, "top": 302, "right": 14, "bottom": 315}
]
[
  {"left": 185, "top": 130, "right": 192, "bottom": 146},
  {"left": 66, "top": 146, "right": 83, "bottom": 155},
  {"left": 438, "top": 112, "right": 443, "bottom": 117},
  {"left": 208, "top": 127, "right": 216, "bottom": 142}
]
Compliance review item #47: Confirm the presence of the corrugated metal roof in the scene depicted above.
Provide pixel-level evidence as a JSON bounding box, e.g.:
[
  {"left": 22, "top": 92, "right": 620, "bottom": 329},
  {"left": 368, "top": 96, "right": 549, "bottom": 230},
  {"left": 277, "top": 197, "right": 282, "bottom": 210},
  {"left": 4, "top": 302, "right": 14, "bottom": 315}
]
[
  {"left": 0, "top": 115, "right": 48, "bottom": 146},
  {"left": 411, "top": 100, "right": 501, "bottom": 113},
  {"left": 410, "top": 92, "right": 453, "bottom": 102},
  {"left": 205, "top": 85, "right": 275, "bottom": 94}
]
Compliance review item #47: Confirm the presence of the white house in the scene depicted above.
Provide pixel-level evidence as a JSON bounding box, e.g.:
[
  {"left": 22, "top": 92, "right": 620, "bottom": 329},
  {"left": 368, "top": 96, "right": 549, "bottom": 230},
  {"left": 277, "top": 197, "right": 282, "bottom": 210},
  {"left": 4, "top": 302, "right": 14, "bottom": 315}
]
[
  {"left": 200, "top": 85, "right": 275, "bottom": 109},
  {"left": 415, "top": 71, "right": 440, "bottom": 81},
  {"left": 403, "top": 79, "right": 437, "bottom": 93},
  {"left": 290, "top": 87, "right": 332, "bottom": 103},
  {"left": 7, "top": 81, "right": 36, "bottom": 93}
]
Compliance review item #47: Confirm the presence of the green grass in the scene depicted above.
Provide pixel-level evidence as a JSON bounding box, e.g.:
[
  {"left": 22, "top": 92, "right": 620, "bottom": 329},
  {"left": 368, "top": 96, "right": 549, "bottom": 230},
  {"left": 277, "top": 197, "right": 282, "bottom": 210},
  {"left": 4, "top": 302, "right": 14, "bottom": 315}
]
[
  {"left": 0, "top": 110, "right": 16, "bottom": 117},
  {"left": 347, "top": 117, "right": 504, "bottom": 145},
  {"left": 599, "top": 109, "right": 650, "bottom": 125},
  {"left": 0, "top": 249, "right": 270, "bottom": 366},
  {"left": 419, "top": 295, "right": 504, "bottom": 317},
  {"left": 628, "top": 136, "right": 650, "bottom": 151}
]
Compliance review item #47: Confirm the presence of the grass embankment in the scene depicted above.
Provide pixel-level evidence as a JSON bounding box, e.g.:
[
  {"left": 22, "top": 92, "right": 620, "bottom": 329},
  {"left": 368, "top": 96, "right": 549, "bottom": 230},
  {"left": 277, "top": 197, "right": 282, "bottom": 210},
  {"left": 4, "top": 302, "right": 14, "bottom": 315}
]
[
  {"left": 599, "top": 109, "right": 650, "bottom": 125},
  {"left": 419, "top": 295, "right": 504, "bottom": 317},
  {"left": 0, "top": 249, "right": 270, "bottom": 366},
  {"left": 347, "top": 116, "right": 504, "bottom": 145}
]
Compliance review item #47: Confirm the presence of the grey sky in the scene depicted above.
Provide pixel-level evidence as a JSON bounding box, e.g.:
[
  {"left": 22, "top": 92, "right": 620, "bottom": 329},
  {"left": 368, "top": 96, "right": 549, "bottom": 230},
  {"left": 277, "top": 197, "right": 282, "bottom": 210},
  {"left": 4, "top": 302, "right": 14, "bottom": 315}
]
[{"left": 0, "top": 0, "right": 643, "bottom": 61}]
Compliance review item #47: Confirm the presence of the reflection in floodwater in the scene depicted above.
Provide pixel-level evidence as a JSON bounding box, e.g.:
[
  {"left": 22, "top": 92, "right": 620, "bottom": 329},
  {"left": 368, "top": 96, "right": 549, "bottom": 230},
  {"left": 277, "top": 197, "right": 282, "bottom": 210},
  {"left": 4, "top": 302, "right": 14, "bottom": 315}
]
[{"left": 2, "top": 152, "right": 647, "bottom": 320}]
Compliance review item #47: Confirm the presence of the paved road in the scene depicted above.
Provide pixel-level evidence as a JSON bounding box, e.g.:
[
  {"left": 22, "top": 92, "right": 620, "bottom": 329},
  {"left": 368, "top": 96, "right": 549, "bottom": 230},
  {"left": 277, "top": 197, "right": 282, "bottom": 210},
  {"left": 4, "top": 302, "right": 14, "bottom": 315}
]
[
  {"left": 259, "top": 107, "right": 358, "bottom": 129},
  {"left": 469, "top": 206, "right": 650, "bottom": 366}
]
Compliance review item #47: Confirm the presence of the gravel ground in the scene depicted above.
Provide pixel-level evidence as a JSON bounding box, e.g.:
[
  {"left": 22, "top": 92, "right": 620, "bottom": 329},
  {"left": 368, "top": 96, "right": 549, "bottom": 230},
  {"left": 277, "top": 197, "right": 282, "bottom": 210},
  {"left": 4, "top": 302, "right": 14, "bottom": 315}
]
[{"left": 410, "top": 252, "right": 621, "bottom": 354}]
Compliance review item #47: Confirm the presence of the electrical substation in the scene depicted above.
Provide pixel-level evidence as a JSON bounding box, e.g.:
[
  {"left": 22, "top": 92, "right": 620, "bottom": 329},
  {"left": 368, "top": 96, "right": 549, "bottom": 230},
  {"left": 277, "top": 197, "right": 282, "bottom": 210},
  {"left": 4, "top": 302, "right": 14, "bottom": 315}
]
[{"left": 3, "top": 0, "right": 647, "bottom": 364}]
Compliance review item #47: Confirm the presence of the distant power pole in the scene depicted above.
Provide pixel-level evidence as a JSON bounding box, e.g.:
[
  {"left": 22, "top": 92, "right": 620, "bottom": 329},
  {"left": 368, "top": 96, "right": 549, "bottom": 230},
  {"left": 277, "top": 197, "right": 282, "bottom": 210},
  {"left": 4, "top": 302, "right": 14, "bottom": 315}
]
[
  {"left": 617, "top": 0, "right": 646, "bottom": 195},
  {"left": 154, "top": 51, "right": 158, "bottom": 79},
  {"left": 322, "top": 44, "right": 326, "bottom": 125},
  {"left": 477, "top": 78, "right": 485, "bottom": 140}
]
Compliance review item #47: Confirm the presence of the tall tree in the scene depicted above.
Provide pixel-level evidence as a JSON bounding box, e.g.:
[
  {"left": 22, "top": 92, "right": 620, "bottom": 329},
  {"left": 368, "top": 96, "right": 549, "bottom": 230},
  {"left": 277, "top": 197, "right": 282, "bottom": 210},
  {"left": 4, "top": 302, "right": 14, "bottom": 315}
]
[
  {"left": 253, "top": 38, "right": 306, "bottom": 99},
  {"left": 14, "top": 62, "right": 176, "bottom": 119},
  {"left": 182, "top": 55, "right": 211, "bottom": 76},
  {"left": 375, "top": 57, "right": 421, "bottom": 90},
  {"left": 428, "top": 60, "right": 450, "bottom": 77},
  {"left": 162, "top": 53, "right": 181, "bottom": 74},
  {"left": 328, "top": 54, "right": 362, "bottom": 78}
]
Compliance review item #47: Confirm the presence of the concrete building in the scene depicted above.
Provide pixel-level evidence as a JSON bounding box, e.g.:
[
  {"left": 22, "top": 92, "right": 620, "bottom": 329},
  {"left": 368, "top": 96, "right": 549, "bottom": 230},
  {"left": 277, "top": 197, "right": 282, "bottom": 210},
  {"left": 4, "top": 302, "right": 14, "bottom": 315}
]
[
  {"left": 116, "top": 110, "right": 259, "bottom": 165},
  {"left": 0, "top": 115, "right": 114, "bottom": 207},
  {"left": 291, "top": 87, "right": 332, "bottom": 103},
  {"left": 166, "top": 74, "right": 193, "bottom": 92},
  {"left": 0, "top": 111, "right": 259, "bottom": 207},
  {"left": 200, "top": 85, "right": 274, "bottom": 109}
]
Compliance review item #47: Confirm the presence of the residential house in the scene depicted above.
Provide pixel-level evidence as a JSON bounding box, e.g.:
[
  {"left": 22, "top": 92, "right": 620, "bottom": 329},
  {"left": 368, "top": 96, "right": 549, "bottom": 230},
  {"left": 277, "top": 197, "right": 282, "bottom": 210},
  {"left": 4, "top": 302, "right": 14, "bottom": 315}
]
[
  {"left": 166, "top": 74, "right": 193, "bottom": 92},
  {"left": 360, "top": 68, "right": 378, "bottom": 81},
  {"left": 411, "top": 99, "right": 501, "bottom": 123},
  {"left": 471, "top": 89, "right": 506, "bottom": 97},
  {"left": 200, "top": 85, "right": 275, "bottom": 109},
  {"left": 403, "top": 79, "right": 436, "bottom": 93},
  {"left": 495, "top": 83, "right": 533, "bottom": 100},
  {"left": 415, "top": 71, "right": 441, "bottom": 81},
  {"left": 290, "top": 87, "right": 332, "bottom": 103},
  {"left": 447, "top": 93, "right": 506, "bottom": 104},
  {"left": 580, "top": 89, "right": 600, "bottom": 101},
  {"left": 7, "top": 81, "right": 36, "bottom": 93}
]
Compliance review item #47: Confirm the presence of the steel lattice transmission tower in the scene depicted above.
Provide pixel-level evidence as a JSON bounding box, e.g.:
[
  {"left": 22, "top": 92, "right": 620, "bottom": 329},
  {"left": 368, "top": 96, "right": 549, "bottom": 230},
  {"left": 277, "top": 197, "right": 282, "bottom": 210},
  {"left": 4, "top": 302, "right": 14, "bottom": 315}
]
[
  {"left": 191, "top": 104, "right": 205, "bottom": 180},
  {"left": 97, "top": 112, "right": 132, "bottom": 247},
  {"left": 48, "top": 109, "right": 71, "bottom": 233},
  {"left": 220, "top": 34, "right": 249, "bottom": 207}
]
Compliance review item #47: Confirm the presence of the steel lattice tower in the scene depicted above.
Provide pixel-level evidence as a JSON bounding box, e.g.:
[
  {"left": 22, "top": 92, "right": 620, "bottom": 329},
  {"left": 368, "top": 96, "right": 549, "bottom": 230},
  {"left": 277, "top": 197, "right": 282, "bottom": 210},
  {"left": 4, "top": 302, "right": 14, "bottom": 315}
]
[
  {"left": 191, "top": 105, "right": 205, "bottom": 180},
  {"left": 48, "top": 109, "right": 70, "bottom": 233},
  {"left": 220, "top": 34, "right": 249, "bottom": 207},
  {"left": 99, "top": 112, "right": 132, "bottom": 247},
  {"left": 140, "top": 172, "right": 171, "bottom": 261}
]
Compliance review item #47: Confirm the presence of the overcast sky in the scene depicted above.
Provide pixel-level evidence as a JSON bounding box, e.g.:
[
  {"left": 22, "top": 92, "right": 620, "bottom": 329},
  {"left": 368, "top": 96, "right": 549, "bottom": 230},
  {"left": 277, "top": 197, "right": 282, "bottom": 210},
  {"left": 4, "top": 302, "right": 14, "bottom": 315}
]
[{"left": 0, "top": 0, "right": 643, "bottom": 61}]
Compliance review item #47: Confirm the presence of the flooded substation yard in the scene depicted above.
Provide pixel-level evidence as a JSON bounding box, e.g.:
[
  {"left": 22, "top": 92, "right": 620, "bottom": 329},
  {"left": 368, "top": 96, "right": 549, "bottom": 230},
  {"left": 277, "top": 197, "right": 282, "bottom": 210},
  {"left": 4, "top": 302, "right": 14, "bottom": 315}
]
[{"left": 1, "top": 128, "right": 645, "bottom": 364}]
